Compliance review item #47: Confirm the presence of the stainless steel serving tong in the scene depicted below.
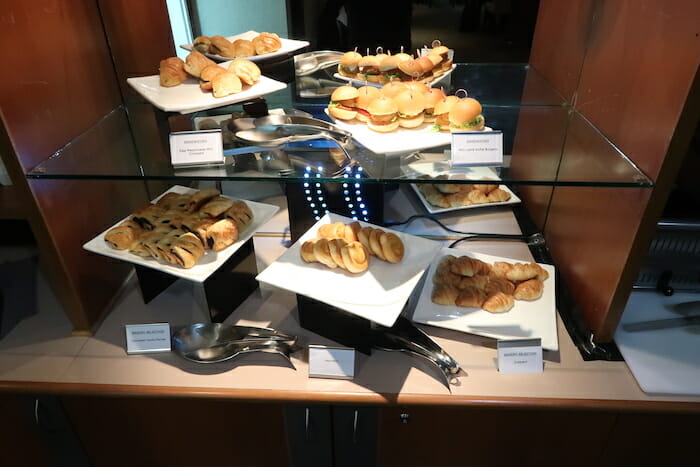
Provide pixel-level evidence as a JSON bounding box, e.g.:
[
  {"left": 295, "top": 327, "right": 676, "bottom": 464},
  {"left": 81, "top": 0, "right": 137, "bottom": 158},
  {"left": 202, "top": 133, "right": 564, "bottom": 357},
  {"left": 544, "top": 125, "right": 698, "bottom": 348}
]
[
  {"left": 172, "top": 323, "right": 299, "bottom": 365},
  {"left": 234, "top": 115, "right": 353, "bottom": 148}
]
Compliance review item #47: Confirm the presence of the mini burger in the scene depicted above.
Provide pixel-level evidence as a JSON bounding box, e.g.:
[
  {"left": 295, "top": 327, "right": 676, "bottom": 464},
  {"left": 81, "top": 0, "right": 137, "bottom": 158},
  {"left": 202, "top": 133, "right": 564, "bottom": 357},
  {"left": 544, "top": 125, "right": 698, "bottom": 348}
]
[
  {"left": 367, "top": 96, "right": 399, "bottom": 133},
  {"left": 448, "top": 97, "right": 486, "bottom": 132},
  {"left": 358, "top": 55, "right": 385, "bottom": 84},
  {"left": 328, "top": 85, "right": 360, "bottom": 120},
  {"left": 338, "top": 51, "right": 362, "bottom": 78},
  {"left": 379, "top": 55, "right": 402, "bottom": 82},
  {"left": 394, "top": 90, "right": 426, "bottom": 128},
  {"left": 423, "top": 88, "right": 446, "bottom": 123},
  {"left": 355, "top": 85, "right": 381, "bottom": 123},
  {"left": 430, "top": 45, "right": 453, "bottom": 72},
  {"left": 433, "top": 95, "right": 460, "bottom": 131},
  {"left": 381, "top": 81, "right": 408, "bottom": 99}
]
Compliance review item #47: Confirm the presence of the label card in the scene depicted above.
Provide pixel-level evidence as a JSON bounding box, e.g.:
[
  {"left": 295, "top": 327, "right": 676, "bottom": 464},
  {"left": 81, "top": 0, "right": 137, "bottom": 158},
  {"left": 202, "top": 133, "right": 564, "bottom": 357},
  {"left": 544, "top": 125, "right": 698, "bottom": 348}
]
[
  {"left": 308, "top": 345, "right": 355, "bottom": 380},
  {"left": 170, "top": 130, "right": 224, "bottom": 167},
  {"left": 497, "top": 338, "right": 543, "bottom": 374},
  {"left": 125, "top": 323, "right": 171, "bottom": 355},
  {"left": 451, "top": 130, "right": 503, "bottom": 166}
]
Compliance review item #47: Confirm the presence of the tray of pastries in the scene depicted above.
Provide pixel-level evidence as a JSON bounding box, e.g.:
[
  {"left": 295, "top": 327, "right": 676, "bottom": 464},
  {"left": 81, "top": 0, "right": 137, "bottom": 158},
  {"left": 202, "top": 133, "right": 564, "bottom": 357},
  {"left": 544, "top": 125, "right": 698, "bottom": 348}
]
[
  {"left": 127, "top": 53, "right": 286, "bottom": 114},
  {"left": 83, "top": 186, "right": 279, "bottom": 283},
  {"left": 180, "top": 30, "right": 309, "bottom": 62},
  {"left": 412, "top": 248, "right": 558, "bottom": 351},
  {"left": 256, "top": 213, "right": 442, "bottom": 327}
]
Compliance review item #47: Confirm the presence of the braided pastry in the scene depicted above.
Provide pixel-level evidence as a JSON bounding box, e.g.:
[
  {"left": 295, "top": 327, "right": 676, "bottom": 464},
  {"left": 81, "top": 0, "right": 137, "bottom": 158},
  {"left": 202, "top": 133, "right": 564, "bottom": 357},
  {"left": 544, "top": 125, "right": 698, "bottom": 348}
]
[
  {"left": 104, "top": 219, "right": 143, "bottom": 250},
  {"left": 224, "top": 200, "right": 254, "bottom": 231},
  {"left": 301, "top": 238, "right": 369, "bottom": 273}
]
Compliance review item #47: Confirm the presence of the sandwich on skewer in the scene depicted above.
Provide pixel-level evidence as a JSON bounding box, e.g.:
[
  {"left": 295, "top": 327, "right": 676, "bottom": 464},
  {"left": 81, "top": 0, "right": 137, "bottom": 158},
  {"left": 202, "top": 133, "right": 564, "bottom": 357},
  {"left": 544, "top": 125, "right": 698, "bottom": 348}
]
[
  {"left": 338, "top": 51, "right": 362, "bottom": 78},
  {"left": 448, "top": 97, "right": 486, "bottom": 132},
  {"left": 327, "top": 85, "right": 360, "bottom": 120},
  {"left": 423, "top": 88, "right": 446, "bottom": 123},
  {"left": 394, "top": 90, "right": 426, "bottom": 128},
  {"left": 366, "top": 95, "right": 399, "bottom": 133},
  {"left": 355, "top": 85, "right": 381, "bottom": 123}
]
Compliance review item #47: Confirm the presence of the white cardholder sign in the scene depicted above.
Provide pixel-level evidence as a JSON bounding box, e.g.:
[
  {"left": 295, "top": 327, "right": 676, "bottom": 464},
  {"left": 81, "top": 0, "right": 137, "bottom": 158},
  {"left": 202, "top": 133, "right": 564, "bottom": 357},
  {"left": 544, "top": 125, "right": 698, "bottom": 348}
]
[
  {"left": 125, "top": 323, "right": 172, "bottom": 355},
  {"left": 497, "top": 338, "right": 543, "bottom": 374},
  {"left": 308, "top": 345, "right": 355, "bottom": 380},
  {"left": 170, "top": 130, "right": 224, "bottom": 167},
  {"left": 451, "top": 130, "right": 503, "bottom": 166}
]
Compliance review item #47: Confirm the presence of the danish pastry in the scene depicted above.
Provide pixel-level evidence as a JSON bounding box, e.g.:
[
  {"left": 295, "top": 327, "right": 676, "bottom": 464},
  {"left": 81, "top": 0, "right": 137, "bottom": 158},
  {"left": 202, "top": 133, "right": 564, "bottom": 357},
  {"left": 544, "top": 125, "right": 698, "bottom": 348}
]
[
  {"left": 192, "top": 36, "right": 211, "bottom": 54},
  {"left": 228, "top": 59, "right": 261, "bottom": 85},
  {"left": 231, "top": 39, "right": 256, "bottom": 58},
  {"left": 206, "top": 218, "right": 238, "bottom": 251},
  {"left": 199, "top": 64, "right": 227, "bottom": 91},
  {"left": 159, "top": 57, "right": 188, "bottom": 87},
  {"left": 209, "top": 35, "right": 235, "bottom": 57},
  {"left": 252, "top": 32, "right": 282, "bottom": 55},
  {"left": 200, "top": 196, "right": 235, "bottom": 218},
  {"left": 212, "top": 72, "right": 242, "bottom": 98},
  {"left": 184, "top": 50, "right": 216, "bottom": 78},
  {"left": 104, "top": 220, "right": 143, "bottom": 250},
  {"left": 224, "top": 200, "right": 254, "bottom": 231},
  {"left": 186, "top": 188, "right": 220, "bottom": 212},
  {"left": 132, "top": 204, "right": 165, "bottom": 230},
  {"left": 170, "top": 232, "right": 205, "bottom": 269}
]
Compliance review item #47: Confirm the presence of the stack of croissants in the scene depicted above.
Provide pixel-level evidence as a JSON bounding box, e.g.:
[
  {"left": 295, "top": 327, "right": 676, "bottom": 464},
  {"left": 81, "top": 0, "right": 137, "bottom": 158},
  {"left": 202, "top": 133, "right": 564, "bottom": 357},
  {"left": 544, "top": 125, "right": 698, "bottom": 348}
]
[
  {"left": 192, "top": 32, "right": 282, "bottom": 58},
  {"left": 417, "top": 175, "right": 511, "bottom": 209},
  {"left": 300, "top": 222, "right": 405, "bottom": 274},
  {"left": 158, "top": 51, "right": 261, "bottom": 98},
  {"left": 103, "top": 189, "right": 254, "bottom": 269},
  {"left": 432, "top": 255, "right": 549, "bottom": 313}
]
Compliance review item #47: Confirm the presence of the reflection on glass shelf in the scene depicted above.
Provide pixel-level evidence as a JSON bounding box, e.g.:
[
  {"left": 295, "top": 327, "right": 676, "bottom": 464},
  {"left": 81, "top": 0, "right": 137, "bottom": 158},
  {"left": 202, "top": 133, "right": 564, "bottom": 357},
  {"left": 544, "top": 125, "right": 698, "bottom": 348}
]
[{"left": 25, "top": 62, "right": 652, "bottom": 188}]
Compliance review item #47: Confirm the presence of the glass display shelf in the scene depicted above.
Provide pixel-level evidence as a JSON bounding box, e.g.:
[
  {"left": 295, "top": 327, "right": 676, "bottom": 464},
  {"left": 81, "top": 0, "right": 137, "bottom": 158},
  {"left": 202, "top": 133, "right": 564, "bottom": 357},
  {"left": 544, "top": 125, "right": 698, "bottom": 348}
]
[{"left": 25, "top": 63, "right": 652, "bottom": 188}]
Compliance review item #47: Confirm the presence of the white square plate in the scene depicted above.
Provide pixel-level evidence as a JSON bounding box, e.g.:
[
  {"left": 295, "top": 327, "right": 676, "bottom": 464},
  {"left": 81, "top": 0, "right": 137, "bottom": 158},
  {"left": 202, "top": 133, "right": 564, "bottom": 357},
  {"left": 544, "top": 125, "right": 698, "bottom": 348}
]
[
  {"left": 333, "top": 64, "right": 456, "bottom": 89},
  {"left": 408, "top": 166, "right": 521, "bottom": 214},
  {"left": 127, "top": 66, "right": 287, "bottom": 114},
  {"left": 83, "top": 186, "right": 279, "bottom": 283},
  {"left": 180, "top": 30, "right": 309, "bottom": 62},
  {"left": 412, "top": 248, "right": 558, "bottom": 351},
  {"left": 256, "top": 213, "right": 442, "bottom": 327},
  {"left": 326, "top": 109, "right": 494, "bottom": 155}
]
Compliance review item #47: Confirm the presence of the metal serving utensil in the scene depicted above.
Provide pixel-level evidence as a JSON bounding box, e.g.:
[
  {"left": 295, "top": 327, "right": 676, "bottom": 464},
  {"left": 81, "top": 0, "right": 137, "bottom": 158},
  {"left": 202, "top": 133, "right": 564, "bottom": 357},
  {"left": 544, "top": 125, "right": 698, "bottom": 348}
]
[{"left": 235, "top": 115, "right": 353, "bottom": 148}]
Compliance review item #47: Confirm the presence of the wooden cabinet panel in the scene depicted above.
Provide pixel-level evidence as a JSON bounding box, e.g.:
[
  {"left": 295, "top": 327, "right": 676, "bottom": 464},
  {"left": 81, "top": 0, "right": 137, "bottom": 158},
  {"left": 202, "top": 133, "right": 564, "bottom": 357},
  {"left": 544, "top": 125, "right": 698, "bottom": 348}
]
[
  {"left": 377, "top": 406, "right": 614, "bottom": 467},
  {"left": 0, "top": 395, "right": 53, "bottom": 467},
  {"left": 61, "top": 396, "right": 292, "bottom": 467}
]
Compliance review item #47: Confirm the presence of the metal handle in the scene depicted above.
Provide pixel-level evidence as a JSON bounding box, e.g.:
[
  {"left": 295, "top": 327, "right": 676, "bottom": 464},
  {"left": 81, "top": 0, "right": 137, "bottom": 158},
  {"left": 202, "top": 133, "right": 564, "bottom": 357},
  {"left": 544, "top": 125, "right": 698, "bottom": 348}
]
[
  {"left": 400, "top": 412, "right": 410, "bottom": 424},
  {"left": 305, "top": 407, "right": 310, "bottom": 440},
  {"left": 352, "top": 409, "right": 359, "bottom": 444}
]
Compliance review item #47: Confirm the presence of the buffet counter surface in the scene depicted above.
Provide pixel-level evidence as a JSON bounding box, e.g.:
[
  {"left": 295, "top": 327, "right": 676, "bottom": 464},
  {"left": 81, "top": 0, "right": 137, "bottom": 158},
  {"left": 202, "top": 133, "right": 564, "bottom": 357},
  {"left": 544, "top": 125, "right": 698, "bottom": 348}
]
[{"left": 1, "top": 187, "right": 698, "bottom": 413}]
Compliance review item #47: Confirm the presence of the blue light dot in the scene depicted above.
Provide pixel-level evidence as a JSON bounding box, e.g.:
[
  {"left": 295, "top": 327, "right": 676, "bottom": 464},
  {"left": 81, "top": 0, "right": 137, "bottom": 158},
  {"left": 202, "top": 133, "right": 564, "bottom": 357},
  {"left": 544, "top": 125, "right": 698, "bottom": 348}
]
[
  {"left": 318, "top": 196, "right": 324, "bottom": 201},
  {"left": 321, "top": 203, "right": 327, "bottom": 208},
  {"left": 360, "top": 203, "right": 365, "bottom": 208},
  {"left": 362, "top": 210, "right": 368, "bottom": 215},
  {"left": 303, "top": 182, "right": 309, "bottom": 187},
  {"left": 304, "top": 173, "right": 309, "bottom": 178},
  {"left": 310, "top": 203, "right": 315, "bottom": 207},
  {"left": 306, "top": 197, "right": 312, "bottom": 201},
  {"left": 342, "top": 183, "right": 348, "bottom": 187},
  {"left": 345, "top": 197, "right": 350, "bottom": 202},
  {"left": 305, "top": 190, "right": 310, "bottom": 194},
  {"left": 355, "top": 183, "right": 360, "bottom": 188},
  {"left": 316, "top": 174, "right": 321, "bottom": 178},
  {"left": 357, "top": 197, "right": 362, "bottom": 201},
  {"left": 348, "top": 203, "right": 354, "bottom": 208},
  {"left": 358, "top": 167, "right": 363, "bottom": 172},
  {"left": 317, "top": 190, "right": 322, "bottom": 194},
  {"left": 355, "top": 174, "right": 361, "bottom": 178},
  {"left": 315, "top": 216, "right": 321, "bottom": 220},
  {"left": 352, "top": 216, "right": 358, "bottom": 220},
  {"left": 343, "top": 190, "right": 349, "bottom": 195},
  {"left": 351, "top": 211, "right": 356, "bottom": 215},
  {"left": 363, "top": 217, "right": 369, "bottom": 221}
]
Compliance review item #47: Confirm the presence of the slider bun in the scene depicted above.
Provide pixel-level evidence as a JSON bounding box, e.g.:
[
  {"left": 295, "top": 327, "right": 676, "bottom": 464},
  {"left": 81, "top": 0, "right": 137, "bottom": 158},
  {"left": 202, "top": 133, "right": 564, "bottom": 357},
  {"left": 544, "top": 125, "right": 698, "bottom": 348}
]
[
  {"left": 367, "top": 96, "right": 398, "bottom": 116},
  {"left": 359, "top": 55, "right": 380, "bottom": 67},
  {"left": 404, "top": 81, "right": 431, "bottom": 95},
  {"left": 433, "top": 95, "right": 460, "bottom": 115},
  {"left": 328, "top": 105, "right": 357, "bottom": 120},
  {"left": 415, "top": 56, "right": 435, "bottom": 74},
  {"left": 431, "top": 45, "right": 450, "bottom": 57},
  {"left": 367, "top": 119, "right": 399, "bottom": 132},
  {"left": 394, "top": 90, "right": 426, "bottom": 115},
  {"left": 425, "top": 53, "right": 442, "bottom": 67},
  {"left": 379, "top": 55, "right": 401, "bottom": 71},
  {"left": 398, "top": 59, "right": 423, "bottom": 77},
  {"left": 356, "top": 85, "right": 381, "bottom": 109},
  {"left": 381, "top": 81, "right": 408, "bottom": 98},
  {"left": 394, "top": 52, "right": 413, "bottom": 62},
  {"left": 330, "top": 85, "right": 360, "bottom": 102},
  {"left": 341, "top": 51, "right": 362, "bottom": 65},
  {"left": 365, "top": 73, "right": 388, "bottom": 84},
  {"left": 425, "top": 88, "right": 447, "bottom": 108},
  {"left": 448, "top": 98, "right": 483, "bottom": 125},
  {"left": 398, "top": 113, "right": 424, "bottom": 128}
]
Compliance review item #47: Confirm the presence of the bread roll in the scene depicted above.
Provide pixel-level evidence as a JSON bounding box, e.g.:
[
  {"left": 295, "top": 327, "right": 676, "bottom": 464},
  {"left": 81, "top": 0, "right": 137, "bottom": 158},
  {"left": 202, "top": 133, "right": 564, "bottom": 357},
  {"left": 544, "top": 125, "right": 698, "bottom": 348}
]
[
  {"left": 159, "top": 57, "right": 188, "bottom": 87},
  {"left": 210, "top": 35, "right": 235, "bottom": 57}
]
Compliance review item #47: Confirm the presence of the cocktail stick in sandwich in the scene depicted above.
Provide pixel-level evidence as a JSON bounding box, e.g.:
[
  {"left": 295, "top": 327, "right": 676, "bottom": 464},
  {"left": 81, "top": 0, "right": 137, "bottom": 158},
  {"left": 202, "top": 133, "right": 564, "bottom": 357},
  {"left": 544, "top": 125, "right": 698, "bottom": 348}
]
[
  {"left": 338, "top": 51, "right": 362, "bottom": 78},
  {"left": 327, "top": 85, "right": 359, "bottom": 120},
  {"left": 423, "top": 88, "right": 446, "bottom": 123},
  {"left": 433, "top": 95, "right": 460, "bottom": 131},
  {"left": 355, "top": 85, "right": 381, "bottom": 123},
  {"left": 366, "top": 95, "right": 399, "bottom": 133},
  {"left": 358, "top": 55, "right": 385, "bottom": 84},
  {"left": 448, "top": 97, "right": 485, "bottom": 132},
  {"left": 394, "top": 90, "right": 426, "bottom": 128}
]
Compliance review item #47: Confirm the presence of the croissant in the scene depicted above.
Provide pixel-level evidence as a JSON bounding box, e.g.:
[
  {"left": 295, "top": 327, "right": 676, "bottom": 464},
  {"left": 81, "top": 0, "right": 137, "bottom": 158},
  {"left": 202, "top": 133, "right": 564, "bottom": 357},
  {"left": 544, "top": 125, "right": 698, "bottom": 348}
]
[
  {"left": 445, "top": 191, "right": 472, "bottom": 208},
  {"left": 104, "top": 220, "right": 143, "bottom": 250},
  {"left": 455, "top": 286, "right": 487, "bottom": 308},
  {"left": 231, "top": 39, "right": 256, "bottom": 57},
  {"left": 159, "top": 57, "right": 188, "bottom": 87},
  {"left": 431, "top": 283, "right": 460, "bottom": 306},
  {"left": 486, "top": 188, "right": 511, "bottom": 203},
  {"left": 484, "top": 276, "right": 515, "bottom": 296},
  {"left": 450, "top": 256, "right": 490, "bottom": 277},
  {"left": 474, "top": 183, "right": 499, "bottom": 194},
  {"left": 318, "top": 221, "right": 361, "bottom": 243},
  {"left": 418, "top": 184, "right": 450, "bottom": 208},
  {"left": 358, "top": 226, "right": 404, "bottom": 263},
  {"left": 482, "top": 292, "right": 515, "bottom": 313},
  {"left": 170, "top": 232, "right": 205, "bottom": 269},
  {"left": 505, "top": 262, "right": 544, "bottom": 282},
  {"left": 302, "top": 238, "right": 369, "bottom": 273},
  {"left": 458, "top": 274, "right": 489, "bottom": 290},
  {"left": 467, "top": 189, "right": 490, "bottom": 204},
  {"left": 514, "top": 279, "right": 544, "bottom": 300},
  {"left": 227, "top": 58, "right": 261, "bottom": 85}
]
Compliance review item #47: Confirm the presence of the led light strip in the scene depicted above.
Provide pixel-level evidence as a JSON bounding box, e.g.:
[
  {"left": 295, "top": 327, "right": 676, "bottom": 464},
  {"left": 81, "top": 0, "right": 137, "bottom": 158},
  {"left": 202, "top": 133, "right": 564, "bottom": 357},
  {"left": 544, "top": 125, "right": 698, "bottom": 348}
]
[{"left": 303, "top": 165, "right": 369, "bottom": 222}]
